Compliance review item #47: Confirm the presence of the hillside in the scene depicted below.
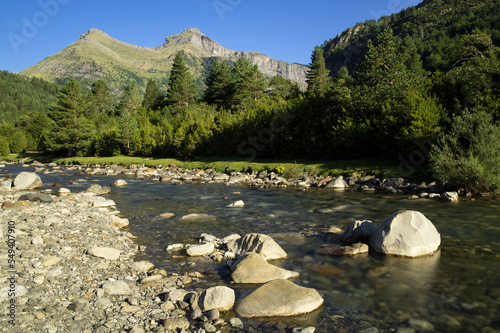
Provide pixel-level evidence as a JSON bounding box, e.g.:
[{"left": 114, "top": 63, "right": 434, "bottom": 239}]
[
  {"left": 323, "top": 0, "right": 500, "bottom": 75},
  {"left": 21, "top": 28, "right": 308, "bottom": 95}
]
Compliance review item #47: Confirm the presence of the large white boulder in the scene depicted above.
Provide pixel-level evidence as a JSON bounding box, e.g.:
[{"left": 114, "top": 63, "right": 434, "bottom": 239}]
[
  {"left": 227, "top": 233, "right": 287, "bottom": 260},
  {"left": 198, "top": 286, "right": 235, "bottom": 312},
  {"left": 369, "top": 210, "right": 441, "bottom": 257},
  {"left": 235, "top": 279, "right": 324, "bottom": 317},
  {"left": 13, "top": 172, "right": 42, "bottom": 189}
]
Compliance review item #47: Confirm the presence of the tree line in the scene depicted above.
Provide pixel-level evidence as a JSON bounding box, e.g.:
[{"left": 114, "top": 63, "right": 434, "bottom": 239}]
[{"left": 1, "top": 27, "right": 500, "bottom": 193}]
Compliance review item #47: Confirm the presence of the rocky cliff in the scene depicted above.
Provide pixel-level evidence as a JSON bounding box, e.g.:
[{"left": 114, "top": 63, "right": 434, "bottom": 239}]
[{"left": 22, "top": 28, "right": 308, "bottom": 93}]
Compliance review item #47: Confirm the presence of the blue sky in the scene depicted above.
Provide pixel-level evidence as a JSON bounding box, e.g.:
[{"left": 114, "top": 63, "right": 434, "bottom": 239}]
[{"left": 1, "top": 0, "right": 422, "bottom": 73}]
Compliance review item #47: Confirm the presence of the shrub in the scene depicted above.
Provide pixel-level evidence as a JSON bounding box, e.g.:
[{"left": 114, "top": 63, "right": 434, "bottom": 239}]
[
  {"left": 0, "top": 137, "right": 10, "bottom": 156},
  {"left": 429, "top": 110, "right": 500, "bottom": 194}
]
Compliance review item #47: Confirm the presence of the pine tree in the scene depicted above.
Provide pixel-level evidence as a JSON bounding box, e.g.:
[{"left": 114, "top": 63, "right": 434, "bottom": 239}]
[
  {"left": 143, "top": 79, "right": 163, "bottom": 110},
  {"left": 166, "top": 52, "right": 198, "bottom": 110},
  {"left": 231, "top": 57, "right": 266, "bottom": 109},
  {"left": 117, "top": 81, "right": 141, "bottom": 116},
  {"left": 306, "top": 46, "right": 332, "bottom": 96},
  {"left": 90, "top": 80, "right": 114, "bottom": 115},
  {"left": 204, "top": 59, "right": 232, "bottom": 109},
  {"left": 45, "top": 78, "right": 94, "bottom": 156},
  {"left": 117, "top": 82, "right": 141, "bottom": 153}
]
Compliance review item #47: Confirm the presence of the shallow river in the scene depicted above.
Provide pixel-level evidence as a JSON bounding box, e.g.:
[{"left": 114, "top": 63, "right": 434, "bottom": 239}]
[{"left": 3, "top": 165, "right": 500, "bottom": 332}]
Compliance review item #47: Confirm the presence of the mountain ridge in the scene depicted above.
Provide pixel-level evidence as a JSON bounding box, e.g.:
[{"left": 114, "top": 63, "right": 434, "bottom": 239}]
[{"left": 21, "top": 28, "right": 308, "bottom": 94}]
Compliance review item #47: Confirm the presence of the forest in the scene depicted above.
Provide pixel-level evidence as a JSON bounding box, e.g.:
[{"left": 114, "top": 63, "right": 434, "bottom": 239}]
[{"left": 1, "top": 0, "right": 500, "bottom": 194}]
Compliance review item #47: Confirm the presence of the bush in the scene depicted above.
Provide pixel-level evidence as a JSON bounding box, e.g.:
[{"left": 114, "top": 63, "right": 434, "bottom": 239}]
[
  {"left": 0, "top": 137, "right": 10, "bottom": 156},
  {"left": 429, "top": 110, "right": 500, "bottom": 194}
]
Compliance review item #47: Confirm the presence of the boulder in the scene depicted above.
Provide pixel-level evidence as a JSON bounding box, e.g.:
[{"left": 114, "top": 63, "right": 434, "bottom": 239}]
[
  {"left": 227, "top": 233, "right": 287, "bottom": 260},
  {"left": 339, "top": 220, "right": 376, "bottom": 244},
  {"left": 85, "top": 184, "right": 111, "bottom": 195},
  {"left": 18, "top": 193, "right": 53, "bottom": 203},
  {"left": 13, "top": 172, "right": 42, "bottom": 189},
  {"left": 186, "top": 243, "right": 215, "bottom": 256},
  {"left": 235, "top": 279, "right": 324, "bottom": 317},
  {"left": 369, "top": 210, "right": 441, "bottom": 257},
  {"left": 441, "top": 192, "right": 459, "bottom": 202},
  {"left": 163, "top": 317, "right": 190, "bottom": 331},
  {"left": 231, "top": 252, "right": 299, "bottom": 284},
  {"left": 111, "top": 179, "right": 128, "bottom": 187},
  {"left": 325, "top": 176, "right": 348, "bottom": 189},
  {"left": 58, "top": 187, "right": 71, "bottom": 196},
  {"left": 88, "top": 246, "right": 121, "bottom": 260},
  {"left": 131, "top": 261, "right": 154, "bottom": 272},
  {"left": 93, "top": 197, "right": 116, "bottom": 208},
  {"left": 227, "top": 200, "right": 245, "bottom": 207},
  {"left": 198, "top": 286, "right": 235, "bottom": 312},
  {"left": 180, "top": 213, "right": 217, "bottom": 222}
]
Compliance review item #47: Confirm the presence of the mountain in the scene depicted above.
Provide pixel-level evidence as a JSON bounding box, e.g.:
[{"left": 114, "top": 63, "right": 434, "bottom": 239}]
[
  {"left": 21, "top": 28, "right": 308, "bottom": 95},
  {"left": 322, "top": 0, "right": 500, "bottom": 76}
]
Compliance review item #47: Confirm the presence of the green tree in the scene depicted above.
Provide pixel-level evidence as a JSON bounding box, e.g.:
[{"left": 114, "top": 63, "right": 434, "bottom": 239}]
[
  {"left": 45, "top": 78, "right": 94, "bottom": 156},
  {"left": 166, "top": 52, "right": 198, "bottom": 111},
  {"left": 266, "top": 76, "right": 301, "bottom": 101},
  {"left": 117, "top": 81, "right": 141, "bottom": 116},
  {"left": 143, "top": 79, "right": 163, "bottom": 110},
  {"left": 203, "top": 59, "right": 232, "bottom": 109},
  {"left": 430, "top": 110, "right": 500, "bottom": 194},
  {"left": 90, "top": 80, "right": 114, "bottom": 115},
  {"left": 0, "top": 136, "right": 10, "bottom": 156},
  {"left": 306, "top": 46, "right": 332, "bottom": 96},
  {"left": 231, "top": 57, "right": 267, "bottom": 109}
]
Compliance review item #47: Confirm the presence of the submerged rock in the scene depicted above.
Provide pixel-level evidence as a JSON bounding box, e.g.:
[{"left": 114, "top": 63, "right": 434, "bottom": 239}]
[
  {"left": 369, "top": 210, "right": 441, "bottom": 257},
  {"left": 181, "top": 213, "right": 217, "bottom": 222},
  {"left": 111, "top": 179, "right": 128, "bottom": 187},
  {"left": 186, "top": 242, "right": 215, "bottom": 256},
  {"left": 235, "top": 279, "right": 323, "bottom": 317},
  {"left": 230, "top": 252, "right": 299, "bottom": 283},
  {"left": 18, "top": 193, "right": 53, "bottom": 203},
  {"left": 227, "top": 233, "right": 287, "bottom": 260}
]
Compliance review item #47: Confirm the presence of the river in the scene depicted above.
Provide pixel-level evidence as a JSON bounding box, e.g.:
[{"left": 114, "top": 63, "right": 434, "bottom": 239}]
[{"left": 2, "top": 164, "right": 499, "bottom": 332}]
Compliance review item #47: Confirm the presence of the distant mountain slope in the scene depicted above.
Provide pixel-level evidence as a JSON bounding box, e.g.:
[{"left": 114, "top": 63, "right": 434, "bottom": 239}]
[
  {"left": 21, "top": 28, "right": 308, "bottom": 95},
  {"left": 323, "top": 0, "right": 500, "bottom": 75}
]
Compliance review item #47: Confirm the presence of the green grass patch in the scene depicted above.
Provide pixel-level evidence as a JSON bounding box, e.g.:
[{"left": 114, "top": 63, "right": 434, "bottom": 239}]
[{"left": 2, "top": 153, "right": 405, "bottom": 179}]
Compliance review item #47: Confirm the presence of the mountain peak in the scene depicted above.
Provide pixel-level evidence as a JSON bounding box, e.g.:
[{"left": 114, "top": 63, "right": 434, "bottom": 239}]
[
  {"left": 182, "top": 28, "right": 202, "bottom": 35},
  {"left": 78, "top": 28, "right": 109, "bottom": 40}
]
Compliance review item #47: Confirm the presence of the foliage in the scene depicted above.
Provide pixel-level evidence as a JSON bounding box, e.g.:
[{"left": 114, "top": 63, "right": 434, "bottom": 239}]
[
  {"left": 167, "top": 52, "right": 198, "bottom": 111},
  {"left": 45, "top": 78, "right": 95, "bottom": 156},
  {"left": 430, "top": 110, "right": 500, "bottom": 194},
  {"left": 306, "top": 46, "right": 332, "bottom": 96},
  {"left": 0, "top": 136, "right": 10, "bottom": 156}
]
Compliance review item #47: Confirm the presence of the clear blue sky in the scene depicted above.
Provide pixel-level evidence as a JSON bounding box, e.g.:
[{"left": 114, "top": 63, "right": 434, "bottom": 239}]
[{"left": 1, "top": 0, "right": 422, "bottom": 73}]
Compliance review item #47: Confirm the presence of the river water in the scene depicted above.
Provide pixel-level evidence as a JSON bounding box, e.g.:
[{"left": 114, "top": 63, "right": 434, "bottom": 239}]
[{"left": 2, "top": 164, "right": 500, "bottom": 332}]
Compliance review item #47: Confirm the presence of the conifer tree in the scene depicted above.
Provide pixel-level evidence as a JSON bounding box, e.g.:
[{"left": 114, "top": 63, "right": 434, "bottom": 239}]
[
  {"left": 143, "top": 78, "right": 163, "bottom": 110},
  {"left": 90, "top": 80, "right": 114, "bottom": 115},
  {"left": 231, "top": 57, "right": 266, "bottom": 109},
  {"left": 117, "top": 82, "right": 141, "bottom": 153},
  {"left": 306, "top": 46, "right": 332, "bottom": 96},
  {"left": 204, "top": 59, "right": 232, "bottom": 109},
  {"left": 166, "top": 52, "right": 198, "bottom": 110},
  {"left": 45, "top": 78, "right": 94, "bottom": 156}
]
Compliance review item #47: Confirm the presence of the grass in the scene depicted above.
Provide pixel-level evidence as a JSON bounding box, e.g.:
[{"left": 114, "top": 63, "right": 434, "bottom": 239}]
[{"left": 2, "top": 153, "right": 406, "bottom": 179}]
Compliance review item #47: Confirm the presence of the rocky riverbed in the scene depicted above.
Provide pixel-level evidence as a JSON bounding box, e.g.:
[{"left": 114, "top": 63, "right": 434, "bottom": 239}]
[{"left": 0, "top": 168, "right": 322, "bottom": 333}]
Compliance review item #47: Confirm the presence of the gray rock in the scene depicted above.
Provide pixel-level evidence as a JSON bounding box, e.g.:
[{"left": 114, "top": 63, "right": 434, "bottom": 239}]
[
  {"left": 227, "top": 233, "right": 288, "bottom": 260},
  {"left": 0, "top": 180, "right": 12, "bottom": 191},
  {"left": 199, "top": 286, "right": 235, "bottom": 312},
  {"left": 102, "top": 280, "right": 132, "bottom": 296},
  {"left": 186, "top": 242, "right": 215, "bottom": 256},
  {"left": 339, "top": 220, "right": 376, "bottom": 244},
  {"left": 189, "top": 308, "right": 202, "bottom": 320},
  {"left": 18, "top": 193, "right": 53, "bottom": 203},
  {"left": 441, "top": 191, "right": 459, "bottom": 202},
  {"left": 316, "top": 243, "right": 369, "bottom": 256},
  {"left": 94, "top": 298, "right": 113, "bottom": 309},
  {"left": 163, "top": 317, "right": 190, "bottom": 331},
  {"left": 369, "top": 211, "right": 441, "bottom": 257},
  {"left": 408, "top": 318, "right": 434, "bottom": 331},
  {"left": 202, "top": 322, "right": 217, "bottom": 332},
  {"left": 206, "top": 309, "right": 219, "bottom": 321},
  {"left": 131, "top": 261, "right": 154, "bottom": 272},
  {"left": 89, "top": 247, "right": 121, "bottom": 260},
  {"left": 235, "top": 279, "right": 324, "bottom": 317},
  {"left": 111, "top": 179, "right": 128, "bottom": 187},
  {"left": 129, "top": 327, "right": 145, "bottom": 333},
  {"left": 92, "top": 197, "right": 116, "bottom": 208},
  {"left": 231, "top": 252, "right": 299, "bottom": 283},
  {"left": 325, "top": 176, "right": 348, "bottom": 189},
  {"left": 85, "top": 184, "right": 110, "bottom": 195},
  {"left": 292, "top": 327, "right": 316, "bottom": 333},
  {"left": 229, "top": 317, "right": 244, "bottom": 329},
  {"left": 13, "top": 172, "right": 42, "bottom": 189},
  {"left": 180, "top": 213, "right": 217, "bottom": 222}
]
